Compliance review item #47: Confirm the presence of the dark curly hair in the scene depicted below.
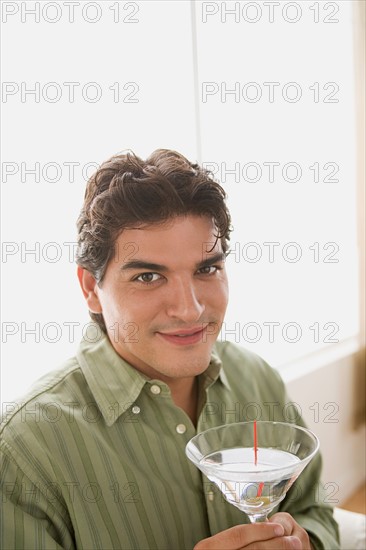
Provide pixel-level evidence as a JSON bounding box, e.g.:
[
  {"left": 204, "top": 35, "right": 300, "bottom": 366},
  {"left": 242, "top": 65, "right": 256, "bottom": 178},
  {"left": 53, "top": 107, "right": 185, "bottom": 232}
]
[{"left": 76, "top": 149, "right": 232, "bottom": 332}]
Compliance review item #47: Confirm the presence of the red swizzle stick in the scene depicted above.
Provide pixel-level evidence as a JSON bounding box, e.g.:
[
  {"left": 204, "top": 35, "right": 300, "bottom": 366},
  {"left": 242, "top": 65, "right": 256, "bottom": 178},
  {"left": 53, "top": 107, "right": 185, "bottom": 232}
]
[
  {"left": 254, "top": 420, "right": 258, "bottom": 466},
  {"left": 253, "top": 421, "right": 264, "bottom": 497}
]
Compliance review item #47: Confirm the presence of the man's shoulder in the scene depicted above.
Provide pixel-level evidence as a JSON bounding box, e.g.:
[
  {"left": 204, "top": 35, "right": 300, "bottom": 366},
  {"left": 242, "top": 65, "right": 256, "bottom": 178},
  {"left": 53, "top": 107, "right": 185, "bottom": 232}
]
[
  {"left": 214, "top": 339, "right": 276, "bottom": 374},
  {"left": 213, "top": 340, "right": 286, "bottom": 397},
  {"left": 0, "top": 355, "right": 84, "bottom": 435}
]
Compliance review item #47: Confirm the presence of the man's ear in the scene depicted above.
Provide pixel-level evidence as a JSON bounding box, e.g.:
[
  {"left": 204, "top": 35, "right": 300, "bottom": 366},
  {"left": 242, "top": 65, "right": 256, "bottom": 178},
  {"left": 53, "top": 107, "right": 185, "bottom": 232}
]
[{"left": 77, "top": 267, "right": 103, "bottom": 313}]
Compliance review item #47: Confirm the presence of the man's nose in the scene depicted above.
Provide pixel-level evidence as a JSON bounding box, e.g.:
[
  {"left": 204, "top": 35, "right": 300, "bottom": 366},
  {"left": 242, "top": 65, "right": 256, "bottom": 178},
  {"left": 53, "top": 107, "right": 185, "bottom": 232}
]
[{"left": 165, "top": 278, "right": 205, "bottom": 323}]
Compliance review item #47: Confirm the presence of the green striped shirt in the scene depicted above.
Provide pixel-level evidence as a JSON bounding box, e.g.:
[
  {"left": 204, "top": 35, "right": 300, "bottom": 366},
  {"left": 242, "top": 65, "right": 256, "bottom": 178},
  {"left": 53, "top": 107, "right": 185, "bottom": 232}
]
[{"left": 1, "top": 330, "right": 339, "bottom": 549}]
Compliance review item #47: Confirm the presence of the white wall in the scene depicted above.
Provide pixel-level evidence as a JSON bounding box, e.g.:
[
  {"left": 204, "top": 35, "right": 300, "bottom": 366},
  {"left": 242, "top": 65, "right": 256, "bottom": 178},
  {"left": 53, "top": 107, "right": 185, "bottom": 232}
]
[
  {"left": 285, "top": 352, "right": 366, "bottom": 504},
  {"left": 2, "top": 0, "right": 198, "bottom": 401}
]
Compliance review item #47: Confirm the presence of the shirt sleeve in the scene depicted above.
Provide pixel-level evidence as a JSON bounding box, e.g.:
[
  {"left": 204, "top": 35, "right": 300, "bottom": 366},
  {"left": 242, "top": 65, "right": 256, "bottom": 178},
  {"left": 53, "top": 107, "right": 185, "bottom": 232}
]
[
  {"left": 278, "top": 448, "right": 340, "bottom": 549},
  {"left": 1, "top": 448, "right": 75, "bottom": 550},
  {"left": 269, "top": 368, "right": 340, "bottom": 550},
  {"left": 218, "top": 342, "right": 341, "bottom": 550}
]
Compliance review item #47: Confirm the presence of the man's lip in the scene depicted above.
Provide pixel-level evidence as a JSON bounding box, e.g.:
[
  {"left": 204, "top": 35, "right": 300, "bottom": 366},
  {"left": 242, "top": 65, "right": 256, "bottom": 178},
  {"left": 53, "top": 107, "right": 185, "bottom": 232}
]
[
  {"left": 156, "top": 326, "right": 207, "bottom": 337},
  {"left": 156, "top": 326, "right": 208, "bottom": 346}
]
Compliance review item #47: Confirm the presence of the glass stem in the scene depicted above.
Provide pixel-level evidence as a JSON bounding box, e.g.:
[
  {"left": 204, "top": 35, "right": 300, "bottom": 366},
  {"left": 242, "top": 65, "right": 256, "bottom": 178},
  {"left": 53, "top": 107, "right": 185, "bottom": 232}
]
[{"left": 249, "top": 513, "right": 269, "bottom": 523}]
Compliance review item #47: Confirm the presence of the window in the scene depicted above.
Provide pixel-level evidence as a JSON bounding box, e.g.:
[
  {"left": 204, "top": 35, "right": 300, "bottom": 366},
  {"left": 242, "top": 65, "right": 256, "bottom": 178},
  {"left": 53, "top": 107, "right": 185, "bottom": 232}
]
[{"left": 194, "top": 0, "right": 362, "bottom": 369}]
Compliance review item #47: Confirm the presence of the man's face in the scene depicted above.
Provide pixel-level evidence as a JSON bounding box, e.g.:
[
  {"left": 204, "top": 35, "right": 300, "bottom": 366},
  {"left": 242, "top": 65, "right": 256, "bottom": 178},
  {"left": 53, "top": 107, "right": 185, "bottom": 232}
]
[{"left": 83, "top": 215, "right": 229, "bottom": 382}]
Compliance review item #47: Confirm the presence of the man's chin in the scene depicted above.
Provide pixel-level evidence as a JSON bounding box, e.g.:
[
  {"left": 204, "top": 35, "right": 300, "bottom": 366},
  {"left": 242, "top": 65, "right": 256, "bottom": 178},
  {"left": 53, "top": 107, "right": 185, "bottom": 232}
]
[{"left": 159, "top": 349, "right": 214, "bottom": 378}]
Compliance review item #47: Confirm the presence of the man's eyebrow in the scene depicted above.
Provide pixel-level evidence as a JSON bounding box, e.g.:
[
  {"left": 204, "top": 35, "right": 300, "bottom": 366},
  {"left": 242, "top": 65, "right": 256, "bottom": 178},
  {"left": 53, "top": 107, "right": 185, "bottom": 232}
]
[
  {"left": 120, "top": 260, "right": 167, "bottom": 272},
  {"left": 120, "top": 252, "right": 226, "bottom": 272},
  {"left": 198, "top": 252, "right": 226, "bottom": 268}
]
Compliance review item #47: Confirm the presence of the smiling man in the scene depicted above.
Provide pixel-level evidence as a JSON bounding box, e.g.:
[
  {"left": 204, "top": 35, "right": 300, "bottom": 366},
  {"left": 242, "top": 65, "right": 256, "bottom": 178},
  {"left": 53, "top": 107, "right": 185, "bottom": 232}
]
[
  {"left": 78, "top": 215, "right": 228, "bottom": 426},
  {"left": 1, "top": 150, "right": 339, "bottom": 549}
]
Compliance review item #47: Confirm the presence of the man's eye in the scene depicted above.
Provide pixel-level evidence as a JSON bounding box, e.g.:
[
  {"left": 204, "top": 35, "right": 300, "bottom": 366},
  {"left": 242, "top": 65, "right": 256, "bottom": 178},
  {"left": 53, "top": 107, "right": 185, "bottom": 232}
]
[
  {"left": 198, "top": 265, "right": 218, "bottom": 275},
  {"left": 136, "top": 272, "right": 161, "bottom": 284}
]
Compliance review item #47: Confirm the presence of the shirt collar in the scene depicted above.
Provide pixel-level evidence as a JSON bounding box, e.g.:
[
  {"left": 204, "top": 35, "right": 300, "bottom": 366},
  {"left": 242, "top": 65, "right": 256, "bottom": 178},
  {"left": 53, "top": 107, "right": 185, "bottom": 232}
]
[
  {"left": 203, "top": 344, "right": 232, "bottom": 392},
  {"left": 77, "top": 326, "right": 232, "bottom": 426},
  {"left": 77, "top": 329, "right": 147, "bottom": 427}
]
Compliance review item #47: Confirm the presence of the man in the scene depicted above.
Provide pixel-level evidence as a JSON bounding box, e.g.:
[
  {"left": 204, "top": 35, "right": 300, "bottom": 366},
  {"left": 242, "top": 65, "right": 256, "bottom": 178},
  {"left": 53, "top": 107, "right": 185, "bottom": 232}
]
[{"left": 1, "top": 149, "right": 339, "bottom": 549}]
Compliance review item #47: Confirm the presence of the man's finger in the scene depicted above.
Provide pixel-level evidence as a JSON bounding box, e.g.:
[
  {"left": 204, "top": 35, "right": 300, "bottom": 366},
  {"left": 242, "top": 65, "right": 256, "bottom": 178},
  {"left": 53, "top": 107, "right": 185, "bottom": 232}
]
[
  {"left": 246, "top": 535, "right": 302, "bottom": 550},
  {"left": 194, "top": 523, "right": 285, "bottom": 549},
  {"left": 270, "top": 513, "right": 312, "bottom": 550},
  {"left": 270, "top": 513, "right": 295, "bottom": 536}
]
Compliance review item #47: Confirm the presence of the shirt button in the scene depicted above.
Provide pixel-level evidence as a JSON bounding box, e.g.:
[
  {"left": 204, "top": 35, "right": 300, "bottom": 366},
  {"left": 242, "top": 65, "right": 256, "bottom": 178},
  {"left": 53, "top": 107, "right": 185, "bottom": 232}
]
[
  {"left": 176, "top": 424, "right": 187, "bottom": 434},
  {"left": 131, "top": 406, "right": 140, "bottom": 414},
  {"left": 150, "top": 385, "right": 161, "bottom": 395},
  {"left": 207, "top": 491, "right": 214, "bottom": 501}
]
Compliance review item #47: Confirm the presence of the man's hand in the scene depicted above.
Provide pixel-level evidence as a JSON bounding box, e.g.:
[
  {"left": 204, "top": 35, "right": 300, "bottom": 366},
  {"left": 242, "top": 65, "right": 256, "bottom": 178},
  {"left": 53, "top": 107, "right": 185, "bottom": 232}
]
[
  {"left": 194, "top": 514, "right": 312, "bottom": 549},
  {"left": 270, "top": 513, "right": 313, "bottom": 550}
]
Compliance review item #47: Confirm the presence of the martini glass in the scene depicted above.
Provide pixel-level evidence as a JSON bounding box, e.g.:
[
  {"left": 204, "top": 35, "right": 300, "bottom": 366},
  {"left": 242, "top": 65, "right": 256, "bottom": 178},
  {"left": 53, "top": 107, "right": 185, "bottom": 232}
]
[{"left": 185, "top": 421, "right": 319, "bottom": 523}]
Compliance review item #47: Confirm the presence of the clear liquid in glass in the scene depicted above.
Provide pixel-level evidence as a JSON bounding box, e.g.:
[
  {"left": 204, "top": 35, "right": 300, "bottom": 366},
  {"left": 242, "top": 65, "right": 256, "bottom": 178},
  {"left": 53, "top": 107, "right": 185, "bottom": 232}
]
[{"left": 201, "top": 447, "right": 300, "bottom": 516}]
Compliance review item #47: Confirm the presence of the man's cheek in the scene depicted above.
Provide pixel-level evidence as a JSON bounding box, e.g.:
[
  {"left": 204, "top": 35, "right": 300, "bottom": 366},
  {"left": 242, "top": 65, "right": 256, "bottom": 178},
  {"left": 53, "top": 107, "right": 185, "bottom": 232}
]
[{"left": 107, "top": 320, "right": 141, "bottom": 344}]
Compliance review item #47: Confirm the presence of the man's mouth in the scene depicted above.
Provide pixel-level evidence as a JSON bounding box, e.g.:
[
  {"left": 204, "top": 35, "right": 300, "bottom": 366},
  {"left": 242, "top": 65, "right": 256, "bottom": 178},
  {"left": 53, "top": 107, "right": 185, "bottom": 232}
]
[{"left": 156, "top": 326, "right": 209, "bottom": 346}]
